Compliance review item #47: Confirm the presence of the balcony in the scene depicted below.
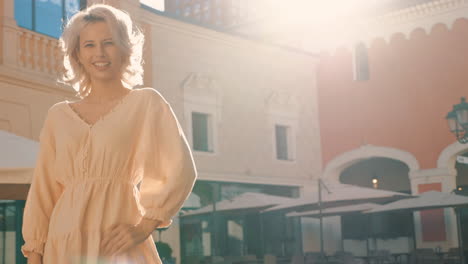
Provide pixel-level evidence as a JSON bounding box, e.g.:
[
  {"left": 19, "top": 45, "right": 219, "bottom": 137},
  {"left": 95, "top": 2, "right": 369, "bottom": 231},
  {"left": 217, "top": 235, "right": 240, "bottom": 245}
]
[{"left": 1, "top": 19, "right": 64, "bottom": 86}]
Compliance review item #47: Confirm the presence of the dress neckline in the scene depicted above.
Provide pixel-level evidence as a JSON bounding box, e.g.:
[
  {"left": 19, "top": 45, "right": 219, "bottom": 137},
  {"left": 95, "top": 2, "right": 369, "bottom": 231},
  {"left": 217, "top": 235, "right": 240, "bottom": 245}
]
[{"left": 65, "top": 89, "right": 136, "bottom": 129}]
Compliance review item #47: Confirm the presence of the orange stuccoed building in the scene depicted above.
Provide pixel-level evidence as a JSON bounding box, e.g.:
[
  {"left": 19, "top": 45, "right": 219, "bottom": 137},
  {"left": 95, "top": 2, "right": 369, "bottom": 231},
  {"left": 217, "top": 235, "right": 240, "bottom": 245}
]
[{"left": 315, "top": 0, "right": 468, "bottom": 254}]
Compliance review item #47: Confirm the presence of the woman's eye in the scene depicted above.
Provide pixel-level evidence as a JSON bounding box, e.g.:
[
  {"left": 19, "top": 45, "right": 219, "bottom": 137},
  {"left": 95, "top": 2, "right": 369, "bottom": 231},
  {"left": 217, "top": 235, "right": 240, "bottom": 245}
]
[
  {"left": 104, "top": 41, "right": 114, "bottom": 45},
  {"left": 84, "top": 43, "right": 94, "bottom": 47}
]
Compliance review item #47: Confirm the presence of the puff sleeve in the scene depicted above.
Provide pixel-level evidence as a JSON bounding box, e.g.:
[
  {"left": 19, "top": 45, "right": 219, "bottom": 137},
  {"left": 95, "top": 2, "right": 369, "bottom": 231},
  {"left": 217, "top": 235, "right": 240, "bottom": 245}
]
[
  {"left": 137, "top": 90, "right": 197, "bottom": 228},
  {"left": 21, "top": 108, "right": 64, "bottom": 257}
]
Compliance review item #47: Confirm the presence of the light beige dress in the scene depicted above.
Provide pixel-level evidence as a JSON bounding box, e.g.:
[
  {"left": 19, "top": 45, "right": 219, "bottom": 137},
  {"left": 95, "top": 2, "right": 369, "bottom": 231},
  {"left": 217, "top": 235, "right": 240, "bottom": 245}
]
[{"left": 21, "top": 88, "right": 197, "bottom": 263}]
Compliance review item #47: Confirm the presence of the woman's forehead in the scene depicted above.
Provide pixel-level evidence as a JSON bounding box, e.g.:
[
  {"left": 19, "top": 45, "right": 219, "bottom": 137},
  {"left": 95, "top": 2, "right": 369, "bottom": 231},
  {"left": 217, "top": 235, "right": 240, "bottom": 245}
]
[{"left": 80, "top": 21, "right": 113, "bottom": 41}]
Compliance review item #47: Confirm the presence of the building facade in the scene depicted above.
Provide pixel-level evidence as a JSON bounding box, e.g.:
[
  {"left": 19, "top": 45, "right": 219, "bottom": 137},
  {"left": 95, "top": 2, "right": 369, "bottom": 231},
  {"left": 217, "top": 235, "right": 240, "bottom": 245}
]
[
  {"left": 315, "top": 0, "right": 468, "bottom": 255},
  {"left": 163, "top": 0, "right": 257, "bottom": 29},
  {"left": 0, "top": 0, "right": 321, "bottom": 263}
]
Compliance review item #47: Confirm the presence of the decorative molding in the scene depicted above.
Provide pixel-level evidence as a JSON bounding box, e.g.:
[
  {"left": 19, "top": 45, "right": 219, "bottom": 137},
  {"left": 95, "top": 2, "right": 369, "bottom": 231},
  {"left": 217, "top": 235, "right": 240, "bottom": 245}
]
[
  {"left": 0, "top": 98, "right": 33, "bottom": 138},
  {"left": 265, "top": 88, "right": 299, "bottom": 117},
  {"left": 374, "top": 0, "right": 467, "bottom": 28},
  {"left": 437, "top": 141, "right": 468, "bottom": 174},
  {"left": 182, "top": 72, "right": 222, "bottom": 120},
  {"left": 317, "top": 0, "right": 468, "bottom": 53},
  {"left": 265, "top": 88, "right": 299, "bottom": 162},
  {"left": 198, "top": 171, "right": 311, "bottom": 187},
  {"left": 182, "top": 72, "right": 220, "bottom": 105},
  {"left": 409, "top": 168, "right": 456, "bottom": 179},
  {"left": 323, "top": 144, "right": 420, "bottom": 181},
  {"left": 366, "top": 0, "right": 468, "bottom": 42},
  {"left": 409, "top": 168, "right": 457, "bottom": 194},
  {"left": 137, "top": 7, "right": 319, "bottom": 61},
  {"left": 182, "top": 72, "right": 222, "bottom": 154},
  {"left": 0, "top": 168, "right": 33, "bottom": 184}
]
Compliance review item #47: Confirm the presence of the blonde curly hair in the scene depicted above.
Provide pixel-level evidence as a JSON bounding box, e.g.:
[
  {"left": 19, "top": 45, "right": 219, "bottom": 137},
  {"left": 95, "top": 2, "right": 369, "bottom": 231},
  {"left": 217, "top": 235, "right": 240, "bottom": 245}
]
[{"left": 59, "top": 4, "right": 144, "bottom": 98}]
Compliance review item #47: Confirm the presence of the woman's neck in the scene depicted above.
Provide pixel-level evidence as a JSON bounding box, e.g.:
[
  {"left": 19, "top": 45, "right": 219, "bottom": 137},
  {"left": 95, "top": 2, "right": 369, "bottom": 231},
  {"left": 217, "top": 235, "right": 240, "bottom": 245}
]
[{"left": 87, "top": 80, "right": 130, "bottom": 102}]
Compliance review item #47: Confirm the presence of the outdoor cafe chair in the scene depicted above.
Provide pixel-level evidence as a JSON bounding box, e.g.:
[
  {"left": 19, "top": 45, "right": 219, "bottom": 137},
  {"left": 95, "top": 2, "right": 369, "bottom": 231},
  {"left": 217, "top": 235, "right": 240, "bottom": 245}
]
[
  {"left": 368, "top": 250, "right": 394, "bottom": 264},
  {"left": 304, "top": 252, "right": 328, "bottom": 264},
  {"left": 291, "top": 254, "right": 305, "bottom": 264},
  {"left": 442, "top": 248, "right": 462, "bottom": 264},
  {"left": 409, "top": 248, "right": 440, "bottom": 264}
]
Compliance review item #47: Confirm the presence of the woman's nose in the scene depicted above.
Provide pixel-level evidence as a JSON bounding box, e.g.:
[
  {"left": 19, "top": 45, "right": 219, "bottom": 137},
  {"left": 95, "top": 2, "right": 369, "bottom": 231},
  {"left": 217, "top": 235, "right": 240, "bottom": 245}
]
[{"left": 94, "top": 43, "right": 106, "bottom": 57}]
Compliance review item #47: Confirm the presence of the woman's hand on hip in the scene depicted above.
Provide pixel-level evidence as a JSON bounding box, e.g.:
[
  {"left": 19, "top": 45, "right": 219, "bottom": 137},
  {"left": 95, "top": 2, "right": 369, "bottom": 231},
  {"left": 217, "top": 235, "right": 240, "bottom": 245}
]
[
  {"left": 101, "top": 218, "right": 161, "bottom": 256},
  {"left": 27, "top": 252, "right": 42, "bottom": 264}
]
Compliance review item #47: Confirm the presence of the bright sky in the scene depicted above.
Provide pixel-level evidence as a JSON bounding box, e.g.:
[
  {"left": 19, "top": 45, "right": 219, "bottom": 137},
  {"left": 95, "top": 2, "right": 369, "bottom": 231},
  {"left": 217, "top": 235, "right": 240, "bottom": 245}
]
[{"left": 140, "top": 0, "right": 164, "bottom": 11}]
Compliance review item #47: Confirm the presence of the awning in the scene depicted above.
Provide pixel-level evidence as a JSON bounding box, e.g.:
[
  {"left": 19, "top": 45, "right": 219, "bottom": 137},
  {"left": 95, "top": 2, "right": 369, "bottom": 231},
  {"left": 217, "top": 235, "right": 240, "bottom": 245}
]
[{"left": 0, "top": 130, "right": 38, "bottom": 169}]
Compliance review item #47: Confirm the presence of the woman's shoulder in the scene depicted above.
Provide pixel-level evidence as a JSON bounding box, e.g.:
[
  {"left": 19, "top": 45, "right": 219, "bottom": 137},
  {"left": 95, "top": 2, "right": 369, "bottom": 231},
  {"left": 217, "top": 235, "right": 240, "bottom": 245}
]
[
  {"left": 136, "top": 87, "right": 170, "bottom": 106},
  {"left": 137, "top": 87, "right": 163, "bottom": 98},
  {"left": 46, "top": 101, "right": 69, "bottom": 117}
]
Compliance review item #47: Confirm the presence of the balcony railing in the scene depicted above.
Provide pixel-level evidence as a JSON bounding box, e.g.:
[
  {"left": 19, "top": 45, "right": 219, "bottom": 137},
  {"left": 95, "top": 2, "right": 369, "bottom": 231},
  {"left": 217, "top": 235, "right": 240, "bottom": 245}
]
[
  {"left": 2, "top": 24, "right": 64, "bottom": 79},
  {"left": 17, "top": 29, "right": 62, "bottom": 74}
]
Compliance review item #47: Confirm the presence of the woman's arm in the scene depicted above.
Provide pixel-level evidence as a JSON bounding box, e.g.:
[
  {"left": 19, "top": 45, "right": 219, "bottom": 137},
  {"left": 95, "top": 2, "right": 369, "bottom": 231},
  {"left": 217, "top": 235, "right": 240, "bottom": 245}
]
[
  {"left": 101, "top": 89, "right": 197, "bottom": 256},
  {"left": 137, "top": 90, "right": 197, "bottom": 227},
  {"left": 21, "top": 107, "right": 64, "bottom": 258}
]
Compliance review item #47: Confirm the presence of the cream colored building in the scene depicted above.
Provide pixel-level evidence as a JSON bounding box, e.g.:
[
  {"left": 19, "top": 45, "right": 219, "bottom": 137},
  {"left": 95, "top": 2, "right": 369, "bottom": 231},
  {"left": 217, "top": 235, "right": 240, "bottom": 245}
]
[{"left": 0, "top": 0, "right": 321, "bottom": 262}]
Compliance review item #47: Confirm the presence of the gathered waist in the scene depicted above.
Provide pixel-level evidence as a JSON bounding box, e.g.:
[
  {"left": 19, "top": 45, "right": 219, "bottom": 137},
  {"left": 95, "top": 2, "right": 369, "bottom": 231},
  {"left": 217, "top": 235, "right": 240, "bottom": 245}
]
[{"left": 62, "top": 177, "right": 136, "bottom": 188}]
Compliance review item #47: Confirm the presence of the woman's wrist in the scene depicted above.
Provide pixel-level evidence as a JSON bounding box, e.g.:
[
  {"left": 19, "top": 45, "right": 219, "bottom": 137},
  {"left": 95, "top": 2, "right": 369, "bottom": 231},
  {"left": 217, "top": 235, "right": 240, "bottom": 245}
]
[
  {"left": 137, "top": 217, "right": 162, "bottom": 236},
  {"left": 27, "top": 252, "right": 42, "bottom": 263}
]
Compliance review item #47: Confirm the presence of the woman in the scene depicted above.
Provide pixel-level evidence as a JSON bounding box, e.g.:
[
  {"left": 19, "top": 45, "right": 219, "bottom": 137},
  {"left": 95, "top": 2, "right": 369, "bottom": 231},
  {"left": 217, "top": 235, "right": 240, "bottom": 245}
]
[{"left": 21, "top": 4, "right": 197, "bottom": 264}]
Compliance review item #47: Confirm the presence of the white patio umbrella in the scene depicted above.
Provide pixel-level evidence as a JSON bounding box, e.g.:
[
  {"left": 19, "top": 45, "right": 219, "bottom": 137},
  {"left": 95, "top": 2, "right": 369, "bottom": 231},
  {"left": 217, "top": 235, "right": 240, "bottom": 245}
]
[
  {"left": 180, "top": 192, "right": 297, "bottom": 257},
  {"left": 286, "top": 203, "right": 381, "bottom": 258},
  {"left": 263, "top": 181, "right": 411, "bottom": 214},
  {"left": 366, "top": 191, "right": 468, "bottom": 213},
  {"left": 182, "top": 192, "right": 201, "bottom": 210},
  {"left": 181, "top": 192, "right": 296, "bottom": 217},
  {"left": 262, "top": 180, "right": 411, "bottom": 257},
  {"left": 286, "top": 203, "right": 379, "bottom": 218},
  {"left": 365, "top": 191, "right": 468, "bottom": 263}
]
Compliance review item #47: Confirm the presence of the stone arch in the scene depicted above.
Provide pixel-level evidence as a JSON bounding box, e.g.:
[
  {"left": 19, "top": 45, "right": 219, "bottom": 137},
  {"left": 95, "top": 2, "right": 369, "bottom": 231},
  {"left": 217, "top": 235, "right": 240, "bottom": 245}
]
[{"left": 323, "top": 144, "right": 420, "bottom": 182}]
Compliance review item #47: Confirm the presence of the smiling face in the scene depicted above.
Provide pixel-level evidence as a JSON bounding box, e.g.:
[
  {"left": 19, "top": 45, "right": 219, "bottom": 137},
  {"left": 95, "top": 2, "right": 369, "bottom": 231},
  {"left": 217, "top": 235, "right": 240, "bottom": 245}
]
[{"left": 77, "top": 21, "right": 125, "bottom": 85}]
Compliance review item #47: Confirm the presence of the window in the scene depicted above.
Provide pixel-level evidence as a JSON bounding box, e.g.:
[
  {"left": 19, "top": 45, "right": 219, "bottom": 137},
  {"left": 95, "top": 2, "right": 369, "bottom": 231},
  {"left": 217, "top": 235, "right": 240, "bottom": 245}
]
[
  {"left": 203, "top": 11, "right": 211, "bottom": 20},
  {"left": 231, "top": 7, "right": 238, "bottom": 15},
  {"left": 353, "top": 42, "right": 369, "bottom": 81},
  {"left": 275, "top": 125, "right": 294, "bottom": 161},
  {"left": 184, "top": 6, "right": 191, "bottom": 16},
  {"left": 194, "top": 3, "right": 201, "bottom": 13},
  {"left": 192, "top": 112, "right": 213, "bottom": 152},
  {"left": 183, "top": 73, "right": 220, "bottom": 155},
  {"left": 203, "top": 0, "right": 210, "bottom": 10},
  {"left": 14, "top": 0, "right": 85, "bottom": 38}
]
